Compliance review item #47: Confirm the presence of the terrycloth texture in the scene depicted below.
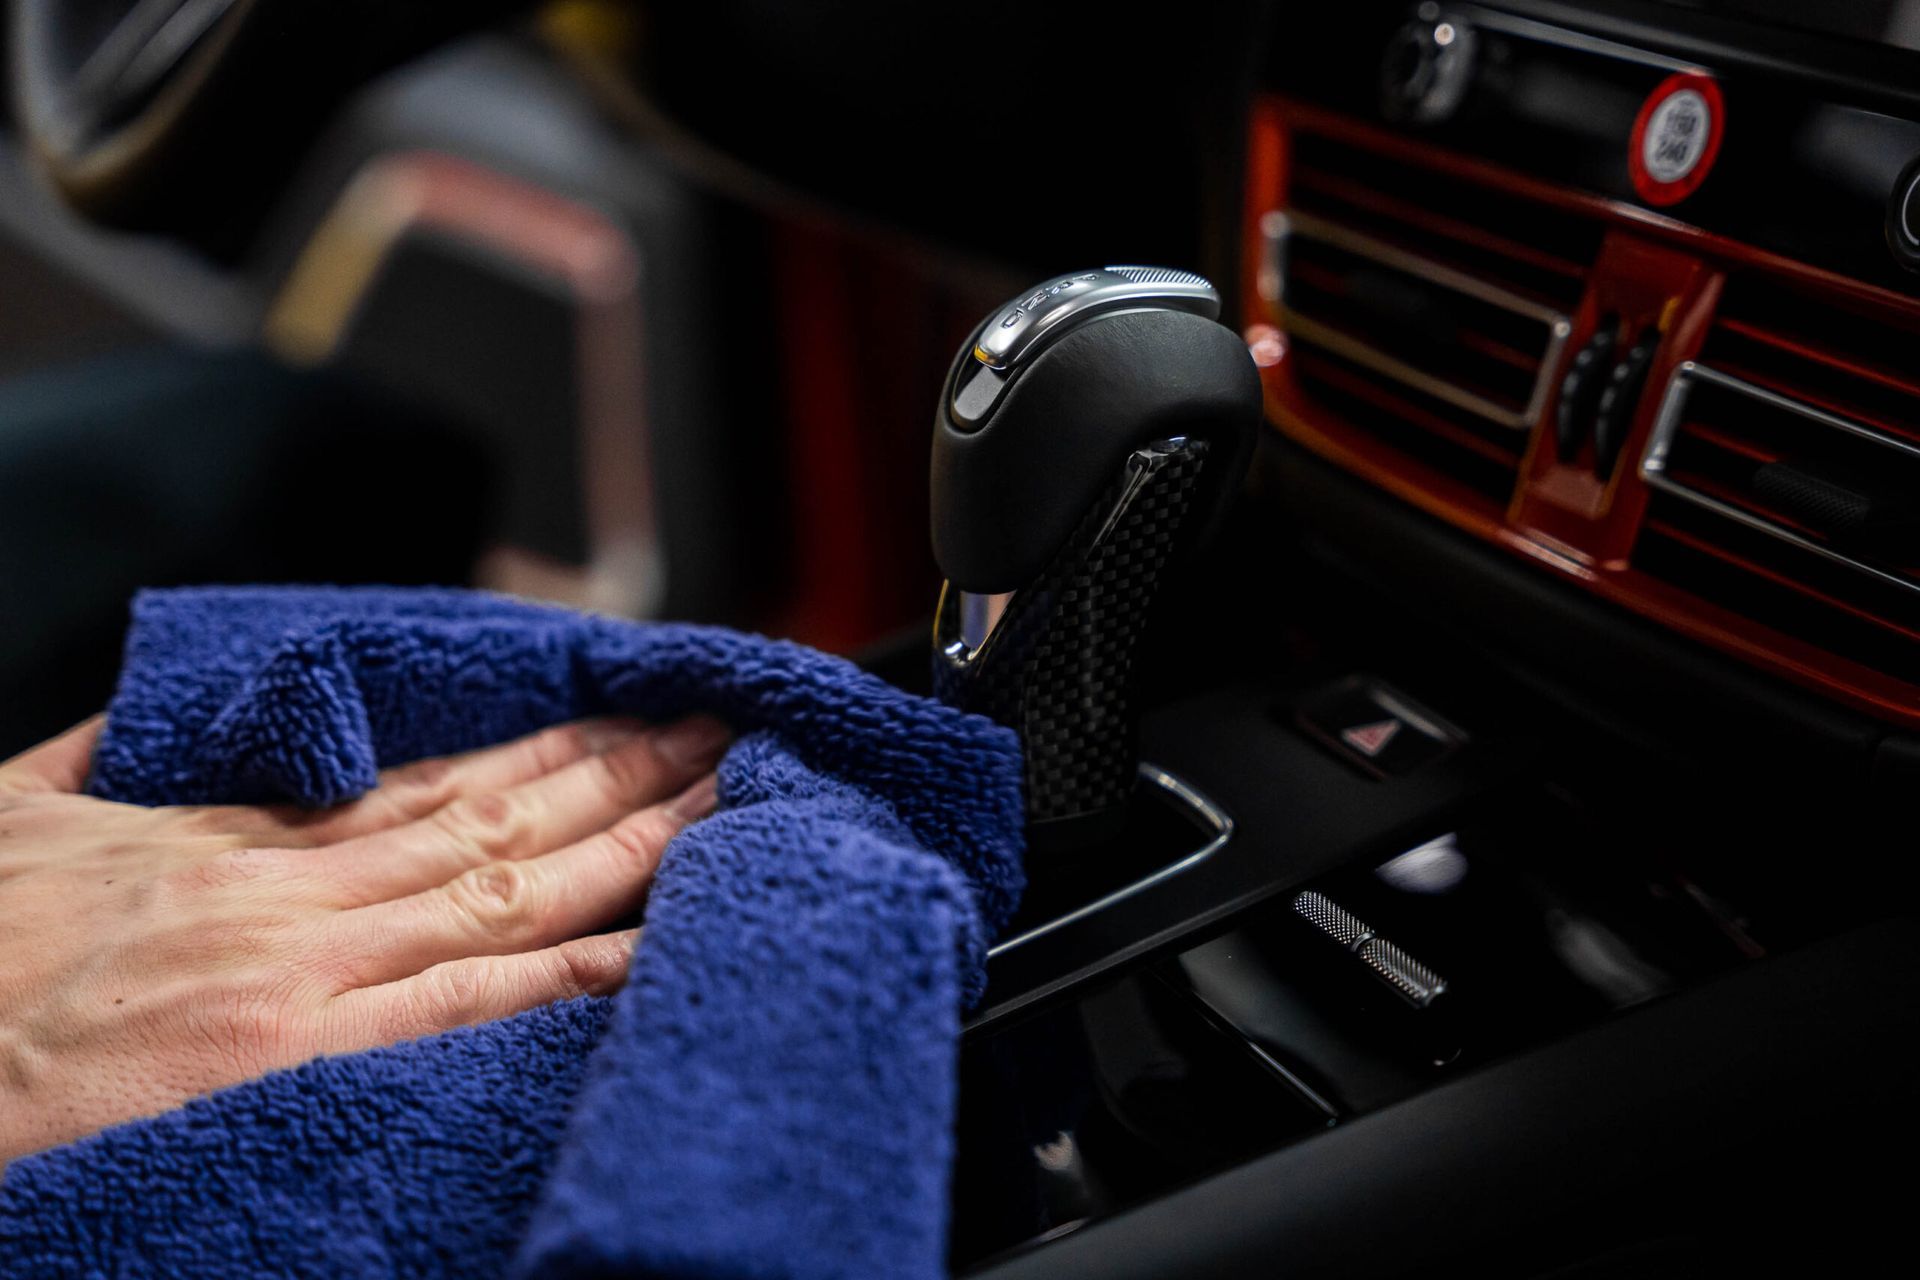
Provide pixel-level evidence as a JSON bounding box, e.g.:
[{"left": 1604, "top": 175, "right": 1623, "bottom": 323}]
[{"left": 0, "top": 587, "right": 1024, "bottom": 1279}]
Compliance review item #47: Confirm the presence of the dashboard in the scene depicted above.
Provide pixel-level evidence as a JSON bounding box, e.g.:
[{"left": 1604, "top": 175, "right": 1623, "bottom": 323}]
[{"left": 1243, "top": 0, "right": 1920, "bottom": 730}]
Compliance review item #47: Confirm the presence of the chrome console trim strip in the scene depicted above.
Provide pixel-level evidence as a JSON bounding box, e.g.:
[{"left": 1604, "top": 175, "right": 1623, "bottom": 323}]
[{"left": 986, "top": 763, "right": 1233, "bottom": 958}]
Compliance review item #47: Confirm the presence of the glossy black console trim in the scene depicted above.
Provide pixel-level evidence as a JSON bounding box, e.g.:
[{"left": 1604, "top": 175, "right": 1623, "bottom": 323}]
[
  {"left": 961, "top": 437, "right": 1910, "bottom": 1033},
  {"left": 1264, "top": 1, "right": 1920, "bottom": 297},
  {"left": 969, "top": 915, "right": 1920, "bottom": 1276},
  {"left": 952, "top": 433, "right": 1916, "bottom": 1034},
  {"left": 965, "top": 674, "right": 1531, "bottom": 1034},
  {"left": 1487, "top": 0, "right": 1920, "bottom": 116},
  {"left": 1269, "top": 439, "right": 1890, "bottom": 783}
]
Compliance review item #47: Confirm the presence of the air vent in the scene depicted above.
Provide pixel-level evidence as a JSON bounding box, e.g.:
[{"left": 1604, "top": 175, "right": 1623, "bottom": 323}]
[
  {"left": 1636, "top": 279, "right": 1920, "bottom": 678},
  {"left": 1265, "top": 130, "right": 1601, "bottom": 504}
]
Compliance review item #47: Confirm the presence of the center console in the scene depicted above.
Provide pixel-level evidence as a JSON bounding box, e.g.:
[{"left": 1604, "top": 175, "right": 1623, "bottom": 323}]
[{"left": 908, "top": 2, "right": 1920, "bottom": 1274}]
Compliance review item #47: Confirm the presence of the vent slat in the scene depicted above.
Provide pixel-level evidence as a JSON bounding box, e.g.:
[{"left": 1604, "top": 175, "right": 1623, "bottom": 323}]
[
  {"left": 1715, "top": 316, "right": 1920, "bottom": 406},
  {"left": 1645, "top": 519, "right": 1920, "bottom": 647},
  {"left": 1678, "top": 421, "right": 1780, "bottom": 465},
  {"left": 1290, "top": 132, "right": 1603, "bottom": 303},
  {"left": 1706, "top": 356, "right": 1920, "bottom": 451},
  {"left": 1635, "top": 269, "right": 1920, "bottom": 675},
  {"left": 1289, "top": 164, "right": 1589, "bottom": 292},
  {"left": 1713, "top": 278, "right": 1920, "bottom": 391},
  {"left": 1660, "top": 467, "right": 1831, "bottom": 542},
  {"left": 1638, "top": 495, "right": 1920, "bottom": 682},
  {"left": 1292, "top": 348, "right": 1523, "bottom": 470},
  {"left": 1271, "top": 125, "right": 1602, "bottom": 511},
  {"left": 1453, "top": 328, "right": 1544, "bottom": 375}
]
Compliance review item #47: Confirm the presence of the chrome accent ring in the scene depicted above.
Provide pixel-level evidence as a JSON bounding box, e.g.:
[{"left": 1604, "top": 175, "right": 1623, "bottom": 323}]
[{"left": 986, "top": 763, "right": 1233, "bottom": 958}]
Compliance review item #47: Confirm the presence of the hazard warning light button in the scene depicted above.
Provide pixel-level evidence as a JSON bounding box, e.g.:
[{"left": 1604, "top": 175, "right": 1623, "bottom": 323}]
[{"left": 1293, "top": 677, "right": 1464, "bottom": 779}]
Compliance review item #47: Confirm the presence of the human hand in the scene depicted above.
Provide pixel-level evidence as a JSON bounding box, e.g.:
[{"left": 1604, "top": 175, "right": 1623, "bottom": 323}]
[{"left": 0, "top": 712, "right": 726, "bottom": 1163}]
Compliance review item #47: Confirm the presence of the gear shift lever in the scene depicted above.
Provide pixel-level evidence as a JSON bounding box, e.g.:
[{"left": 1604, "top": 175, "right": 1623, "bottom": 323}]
[{"left": 931, "top": 267, "right": 1261, "bottom": 852}]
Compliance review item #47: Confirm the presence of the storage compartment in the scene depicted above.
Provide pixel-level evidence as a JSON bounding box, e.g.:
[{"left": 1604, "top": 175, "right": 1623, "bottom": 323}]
[{"left": 949, "top": 966, "right": 1332, "bottom": 1271}]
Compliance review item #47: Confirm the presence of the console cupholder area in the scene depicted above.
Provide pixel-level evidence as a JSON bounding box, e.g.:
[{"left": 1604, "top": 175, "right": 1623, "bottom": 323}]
[{"left": 949, "top": 960, "right": 1331, "bottom": 1272}]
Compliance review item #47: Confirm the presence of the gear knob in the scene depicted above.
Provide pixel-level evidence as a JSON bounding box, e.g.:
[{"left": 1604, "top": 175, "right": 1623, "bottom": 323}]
[{"left": 930, "top": 267, "right": 1261, "bottom": 851}]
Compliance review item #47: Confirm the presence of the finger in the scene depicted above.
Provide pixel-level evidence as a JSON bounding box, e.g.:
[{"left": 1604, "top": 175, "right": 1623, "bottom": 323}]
[
  {"left": 317, "top": 717, "right": 729, "bottom": 907},
  {"left": 152, "top": 716, "right": 646, "bottom": 848},
  {"left": 273, "top": 716, "right": 649, "bottom": 846},
  {"left": 0, "top": 715, "right": 105, "bottom": 795},
  {"left": 328, "top": 775, "right": 716, "bottom": 987},
  {"left": 325, "top": 928, "right": 640, "bottom": 1050}
]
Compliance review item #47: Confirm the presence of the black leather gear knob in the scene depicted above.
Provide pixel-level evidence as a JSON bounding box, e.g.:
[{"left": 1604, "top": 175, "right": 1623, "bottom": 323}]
[{"left": 930, "top": 267, "right": 1261, "bottom": 851}]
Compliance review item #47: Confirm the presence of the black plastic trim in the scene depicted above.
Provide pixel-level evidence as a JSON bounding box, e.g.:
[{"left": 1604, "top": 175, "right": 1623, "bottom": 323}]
[
  {"left": 1484, "top": 0, "right": 1920, "bottom": 117},
  {"left": 1269, "top": 439, "right": 1888, "bottom": 783},
  {"left": 970, "top": 915, "right": 1920, "bottom": 1277}
]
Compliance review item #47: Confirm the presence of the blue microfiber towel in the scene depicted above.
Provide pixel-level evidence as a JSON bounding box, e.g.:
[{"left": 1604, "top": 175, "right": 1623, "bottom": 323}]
[{"left": 0, "top": 586, "right": 1025, "bottom": 1279}]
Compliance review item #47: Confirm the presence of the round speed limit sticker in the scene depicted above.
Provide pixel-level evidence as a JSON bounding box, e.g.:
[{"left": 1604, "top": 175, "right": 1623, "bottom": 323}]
[{"left": 1629, "top": 72, "right": 1725, "bottom": 206}]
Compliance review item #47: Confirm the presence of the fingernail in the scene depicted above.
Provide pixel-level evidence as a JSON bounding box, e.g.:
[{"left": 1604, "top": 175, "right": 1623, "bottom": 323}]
[
  {"left": 668, "top": 774, "right": 720, "bottom": 822},
  {"left": 580, "top": 718, "right": 647, "bottom": 754},
  {"left": 654, "top": 715, "right": 732, "bottom": 769}
]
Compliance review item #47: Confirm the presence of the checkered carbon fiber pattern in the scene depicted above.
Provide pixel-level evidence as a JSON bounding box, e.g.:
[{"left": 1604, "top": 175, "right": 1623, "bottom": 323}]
[{"left": 934, "top": 437, "right": 1210, "bottom": 826}]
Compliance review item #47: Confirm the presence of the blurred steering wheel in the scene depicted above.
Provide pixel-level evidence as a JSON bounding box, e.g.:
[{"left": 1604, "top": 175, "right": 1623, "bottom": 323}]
[{"left": 8, "top": 0, "right": 529, "bottom": 238}]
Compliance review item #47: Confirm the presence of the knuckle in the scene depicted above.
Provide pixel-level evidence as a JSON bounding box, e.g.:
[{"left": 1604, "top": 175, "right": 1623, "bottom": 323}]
[
  {"left": 206, "top": 983, "right": 299, "bottom": 1068},
  {"left": 276, "top": 921, "right": 358, "bottom": 989},
  {"left": 556, "top": 936, "right": 629, "bottom": 997},
  {"left": 375, "top": 757, "right": 458, "bottom": 819},
  {"left": 589, "top": 752, "right": 636, "bottom": 802},
  {"left": 434, "top": 791, "right": 520, "bottom": 855},
  {"left": 419, "top": 962, "right": 493, "bottom": 1029},
  {"left": 399, "top": 755, "right": 459, "bottom": 796},
  {"left": 532, "top": 722, "right": 593, "bottom": 772},
  {"left": 173, "top": 806, "right": 238, "bottom": 837},
  {"left": 593, "top": 738, "right": 663, "bottom": 800},
  {"left": 160, "top": 846, "right": 281, "bottom": 899},
  {"left": 602, "top": 808, "right": 677, "bottom": 866},
  {"left": 447, "top": 861, "right": 539, "bottom": 941}
]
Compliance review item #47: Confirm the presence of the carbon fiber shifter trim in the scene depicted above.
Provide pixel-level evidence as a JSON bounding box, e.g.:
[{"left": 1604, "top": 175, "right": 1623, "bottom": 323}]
[{"left": 934, "top": 437, "right": 1210, "bottom": 832}]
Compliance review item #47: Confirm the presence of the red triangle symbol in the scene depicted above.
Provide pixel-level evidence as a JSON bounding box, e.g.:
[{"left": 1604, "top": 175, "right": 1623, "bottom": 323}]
[{"left": 1341, "top": 719, "right": 1402, "bottom": 758}]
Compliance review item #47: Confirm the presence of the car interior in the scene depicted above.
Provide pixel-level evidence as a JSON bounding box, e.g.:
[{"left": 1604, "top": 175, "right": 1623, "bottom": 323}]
[{"left": 4, "top": 0, "right": 1919, "bottom": 1274}]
